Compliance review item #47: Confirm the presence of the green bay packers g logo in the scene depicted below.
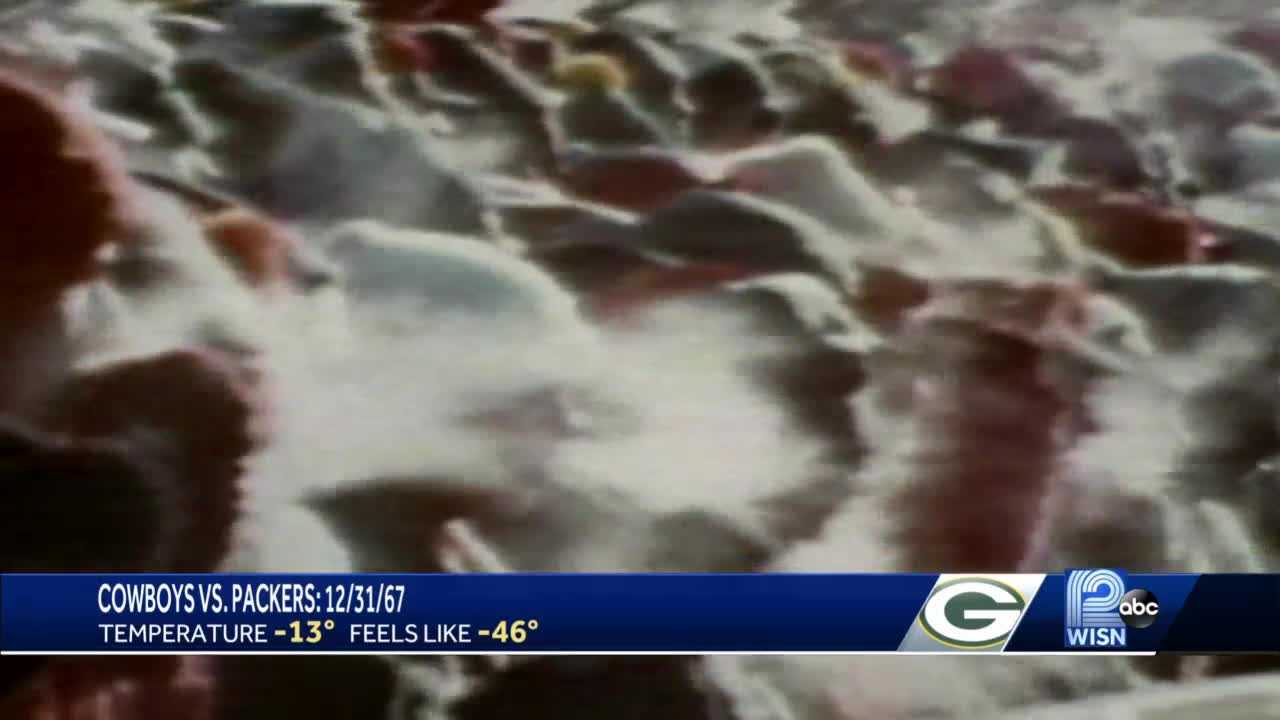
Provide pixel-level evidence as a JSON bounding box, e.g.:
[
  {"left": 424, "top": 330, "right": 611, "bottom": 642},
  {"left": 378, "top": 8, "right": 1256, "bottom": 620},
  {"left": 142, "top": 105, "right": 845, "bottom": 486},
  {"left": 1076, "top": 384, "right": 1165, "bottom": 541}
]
[{"left": 917, "top": 578, "right": 1027, "bottom": 649}]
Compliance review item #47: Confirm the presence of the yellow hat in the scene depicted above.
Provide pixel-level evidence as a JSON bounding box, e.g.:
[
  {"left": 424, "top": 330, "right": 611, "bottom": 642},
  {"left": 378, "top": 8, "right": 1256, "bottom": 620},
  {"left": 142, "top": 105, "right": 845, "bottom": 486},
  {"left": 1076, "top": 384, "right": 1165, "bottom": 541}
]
[{"left": 553, "top": 53, "right": 629, "bottom": 92}]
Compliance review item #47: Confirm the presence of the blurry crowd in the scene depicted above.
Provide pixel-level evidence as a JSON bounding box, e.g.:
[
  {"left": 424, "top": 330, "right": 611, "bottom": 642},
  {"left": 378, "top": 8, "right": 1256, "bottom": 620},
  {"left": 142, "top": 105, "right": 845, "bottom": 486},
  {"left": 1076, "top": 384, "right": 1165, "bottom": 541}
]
[{"left": 2, "top": 0, "right": 1280, "bottom": 717}]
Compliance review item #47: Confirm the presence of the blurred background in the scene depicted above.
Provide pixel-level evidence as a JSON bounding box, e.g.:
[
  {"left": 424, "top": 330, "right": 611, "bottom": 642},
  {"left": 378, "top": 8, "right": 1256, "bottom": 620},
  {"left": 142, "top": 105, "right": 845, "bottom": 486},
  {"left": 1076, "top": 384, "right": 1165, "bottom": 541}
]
[{"left": 2, "top": 0, "right": 1280, "bottom": 717}]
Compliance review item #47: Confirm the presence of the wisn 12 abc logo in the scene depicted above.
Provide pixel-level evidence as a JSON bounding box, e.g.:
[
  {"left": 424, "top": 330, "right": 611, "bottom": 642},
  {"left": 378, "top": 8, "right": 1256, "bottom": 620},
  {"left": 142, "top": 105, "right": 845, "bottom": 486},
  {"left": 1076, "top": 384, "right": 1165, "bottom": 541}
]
[{"left": 1065, "top": 569, "right": 1160, "bottom": 648}]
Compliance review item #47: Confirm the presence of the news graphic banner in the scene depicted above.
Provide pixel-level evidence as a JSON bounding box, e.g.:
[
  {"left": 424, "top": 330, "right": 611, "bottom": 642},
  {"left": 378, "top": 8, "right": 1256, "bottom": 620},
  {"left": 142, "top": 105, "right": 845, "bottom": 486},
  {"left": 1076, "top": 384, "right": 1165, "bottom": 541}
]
[{"left": 1, "top": 572, "right": 1278, "bottom": 654}]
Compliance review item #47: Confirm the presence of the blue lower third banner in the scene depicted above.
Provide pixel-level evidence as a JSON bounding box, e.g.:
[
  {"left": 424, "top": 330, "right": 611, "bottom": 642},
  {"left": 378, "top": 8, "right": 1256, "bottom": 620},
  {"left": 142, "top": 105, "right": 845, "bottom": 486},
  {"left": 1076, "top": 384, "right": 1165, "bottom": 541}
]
[{"left": 1, "top": 572, "right": 1277, "bottom": 654}]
